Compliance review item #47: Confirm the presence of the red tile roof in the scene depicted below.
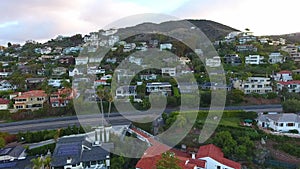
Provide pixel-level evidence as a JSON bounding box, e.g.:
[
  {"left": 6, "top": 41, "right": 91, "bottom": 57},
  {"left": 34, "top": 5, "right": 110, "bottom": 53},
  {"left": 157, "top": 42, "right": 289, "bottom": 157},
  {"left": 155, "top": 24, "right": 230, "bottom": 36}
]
[
  {"left": 0, "top": 98, "right": 9, "bottom": 104},
  {"left": 277, "top": 70, "right": 292, "bottom": 74},
  {"left": 14, "top": 90, "right": 47, "bottom": 99},
  {"left": 277, "top": 80, "right": 300, "bottom": 85},
  {"left": 197, "top": 144, "right": 241, "bottom": 169}
]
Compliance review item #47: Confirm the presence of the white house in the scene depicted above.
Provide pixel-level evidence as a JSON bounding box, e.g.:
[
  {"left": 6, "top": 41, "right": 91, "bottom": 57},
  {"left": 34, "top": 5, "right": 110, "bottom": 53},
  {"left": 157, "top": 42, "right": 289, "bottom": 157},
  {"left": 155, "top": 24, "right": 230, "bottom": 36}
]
[
  {"left": 205, "top": 56, "right": 221, "bottom": 67},
  {"left": 69, "top": 68, "right": 84, "bottom": 77},
  {"left": 160, "top": 43, "right": 172, "bottom": 51},
  {"left": 245, "top": 55, "right": 264, "bottom": 65},
  {"left": 0, "top": 80, "right": 15, "bottom": 91},
  {"left": 273, "top": 70, "right": 293, "bottom": 82},
  {"left": 123, "top": 43, "right": 136, "bottom": 52},
  {"left": 140, "top": 74, "right": 157, "bottom": 80},
  {"left": 94, "top": 80, "right": 110, "bottom": 87},
  {"left": 129, "top": 56, "right": 143, "bottom": 65},
  {"left": 269, "top": 52, "right": 284, "bottom": 64},
  {"left": 48, "top": 79, "right": 70, "bottom": 88},
  {"left": 146, "top": 82, "right": 172, "bottom": 95},
  {"left": 234, "top": 77, "right": 273, "bottom": 94},
  {"left": 75, "top": 57, "right": 89, "bottom": 65},
  {"left": 115, "top": 86, "right": 137, "bottom": 99},
  {"left": 161, "top": 67, "right": 176, "bottom": 77},
  {"left": 100, "top": 74, "right": 112, "bottom": 81},
  {"left": 87, "top": 66, "right": 105, "bottom": 75},
  {"left": 257, "top": 113, "right": 300, "bottom": 133},
  {"left": 277, "top": 80, "right": 300, "bottom": 93},
  {"left": 0, "top": 98, "right": 9, "bottom": 110},
  {"left": 0, "top": 146, "right": 26, "bottom": 162}
]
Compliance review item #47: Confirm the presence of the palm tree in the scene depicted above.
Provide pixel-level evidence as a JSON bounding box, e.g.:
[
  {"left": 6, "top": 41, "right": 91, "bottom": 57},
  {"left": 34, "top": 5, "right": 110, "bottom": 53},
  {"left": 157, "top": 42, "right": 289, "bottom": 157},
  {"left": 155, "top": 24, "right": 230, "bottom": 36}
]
[
  {"left": 43, "top": 156, "right": 51, "bottom": 169},
  {"left": 107, "top": 93, "right": 114, "bottom": 123},
  {"left": 97, "top": 85, "right": 106, "bottom": 126},
  {"left": 31, "top": 157, "right": 43, "bottom": 169}
]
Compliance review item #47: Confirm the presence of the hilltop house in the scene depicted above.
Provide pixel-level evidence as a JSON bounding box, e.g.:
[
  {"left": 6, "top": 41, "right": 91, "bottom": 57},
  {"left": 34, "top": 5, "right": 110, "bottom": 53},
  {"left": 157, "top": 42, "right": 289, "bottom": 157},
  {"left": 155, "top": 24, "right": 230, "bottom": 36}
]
[
  {"left": 0, "top": 80, "right": 15, "bottom": 91},
  {"left": 25, "top": 78, "right": 45, "bottom": 90},
  {"left": 0, "top": 98, "right": 10, "bottom": 110},
  {"left": 245, "top": 55, "right": 264, "bottom": 65},
  {"left": 269, "top": 52, "right": 285, "bottom": 64},
  {"left": 273, "top": 70, "right": 293, "bottom": 82},
  {"left": 257, "top": 113, "right": 300, "bottom": 133},
  {"left": 0, "top": 145, "right": 26, "bottom": 162},
  {"left": 233, "top": 77, "right": 272, "bottom": 94},
  {"left": 52, "top": 67, "right": 67, "bottom": 76},
  {"left": 224, "top": 54, "right": 242, "bottom": 66},
  {"left": 277, "top": 80, "right": 300, "bottom": 93},
  {"left": 75, "top": 57, "right": 89, "bottom": 65},
  {"left": 58, "top": 56, "right": 75, "bottom": 65},
  {"left": 146, "top": 82, "right": 172, "bottom": 96},
  {"left": 50, "top": 88, "right": 76, "bottom": 107},
  {"left": 161, "top": 67, "right": 176, "bottom": 77},
  {"left": 115, "top": 86, "right": 137, "bottom": 99},
  {"left": 205, "top": 56, "right": 221, "bottom": 67},
  {"left": 160, "top": 43, "right": 172, "bottom": 51},
  {"left": 236, "top": 44, "right": 257, "bottom": 52},
  {"left": 140, "top": 74, "right": 157, "bottom": 81},
  {"left": 12, "top": 90, "right": 47, "bottom": 110}
]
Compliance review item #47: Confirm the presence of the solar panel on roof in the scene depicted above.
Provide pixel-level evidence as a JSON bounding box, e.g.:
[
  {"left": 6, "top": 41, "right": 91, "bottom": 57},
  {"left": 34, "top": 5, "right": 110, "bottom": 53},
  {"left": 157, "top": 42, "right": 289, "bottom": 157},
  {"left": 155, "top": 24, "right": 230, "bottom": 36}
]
[
  {"left": 0, "top": 162, "right": 17, "bottom": 168},
  {"left": 0, "top": 148, "right": 12, "bottom": 156},
  {"left": 57, "top": 144, "right": 80, "bottom": 156}
]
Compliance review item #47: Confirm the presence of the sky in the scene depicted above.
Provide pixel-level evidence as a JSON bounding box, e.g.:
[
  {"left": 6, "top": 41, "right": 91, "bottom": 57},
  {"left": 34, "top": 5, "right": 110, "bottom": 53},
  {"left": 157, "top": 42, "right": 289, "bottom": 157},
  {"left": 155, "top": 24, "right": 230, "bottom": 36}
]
[{"left": 1, "top": 0, "right": 300, "bottom": 46}]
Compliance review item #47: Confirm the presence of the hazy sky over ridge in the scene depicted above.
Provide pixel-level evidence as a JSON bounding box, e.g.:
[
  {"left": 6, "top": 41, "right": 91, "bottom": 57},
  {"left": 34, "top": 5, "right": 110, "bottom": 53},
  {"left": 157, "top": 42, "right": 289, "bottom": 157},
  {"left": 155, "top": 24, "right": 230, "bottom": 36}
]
[{"left": 1, "top": 0, "right": 299, "bottom": 45}]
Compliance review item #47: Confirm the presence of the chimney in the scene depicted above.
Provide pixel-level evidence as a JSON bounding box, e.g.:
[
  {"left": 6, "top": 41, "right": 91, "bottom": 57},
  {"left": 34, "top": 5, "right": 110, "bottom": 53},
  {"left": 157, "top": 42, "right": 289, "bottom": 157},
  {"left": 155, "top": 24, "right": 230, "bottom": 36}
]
[
  {"left": 67, "top": 157, "right": 72, "bottom": 164},
  {"left": 192, "top": 153, "right": 196, "bottom": 159},
  {"left": 106, "top": 155, "right": 110, "bottom": 168}
]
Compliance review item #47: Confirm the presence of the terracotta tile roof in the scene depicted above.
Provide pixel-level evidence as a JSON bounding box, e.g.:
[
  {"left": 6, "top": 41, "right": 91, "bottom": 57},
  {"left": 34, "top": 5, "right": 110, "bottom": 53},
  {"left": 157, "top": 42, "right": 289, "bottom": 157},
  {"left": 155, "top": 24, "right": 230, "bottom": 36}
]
[
  {"left": 277, "top": 80, "right": 300, "bottom": 85},
  {"left": 197, "top": 144, "right": 241, "bottom": 169},
  {"left": 14, "top": 90, "right": 47, "bottom": 99},
  {"left": 0, "top": 98, "right": 9, "bottom": 104},
  {"left": 277, "top": 70, "right": 292, "bottom": 74}
]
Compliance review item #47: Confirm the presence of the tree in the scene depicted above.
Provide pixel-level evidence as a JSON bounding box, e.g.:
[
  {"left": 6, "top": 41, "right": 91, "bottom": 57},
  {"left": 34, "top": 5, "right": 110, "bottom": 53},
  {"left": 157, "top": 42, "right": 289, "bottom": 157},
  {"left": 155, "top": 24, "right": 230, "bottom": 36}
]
[
  {"left": 31, "top": 157, "right": 43, "bottom": 169},
  {"left": 156, "top": 151, "right": 181, "bottom": 169},
  {"left": 97, "top": 85, "right": 106, "bottom": 126},
  {"left": 212, "top": 131, "right": 237, "bottom": 156},
  {"left": 107, "top": 93, "right": 113, "bottom": 122},
  {"left": 282, "top": 99, "right": 300, "bottom": 113},
  {"left": 0, "top": 137, "right": 5, "bottom": 148}
]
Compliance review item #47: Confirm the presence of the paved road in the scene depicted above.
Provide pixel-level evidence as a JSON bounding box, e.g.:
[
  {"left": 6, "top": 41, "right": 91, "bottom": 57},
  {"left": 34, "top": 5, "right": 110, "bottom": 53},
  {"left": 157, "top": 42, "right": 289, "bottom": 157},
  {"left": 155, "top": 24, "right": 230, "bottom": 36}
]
[{"left": 0, "top": 104, "right": 282, "bottom": 134}]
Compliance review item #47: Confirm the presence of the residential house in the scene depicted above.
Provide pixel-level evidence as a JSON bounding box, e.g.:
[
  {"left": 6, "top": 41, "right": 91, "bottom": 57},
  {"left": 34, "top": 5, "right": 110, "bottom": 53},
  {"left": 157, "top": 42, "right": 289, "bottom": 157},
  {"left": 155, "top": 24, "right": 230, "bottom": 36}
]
[
  {"left": 105, "top": 58, "right": 117, "bottom": 64},
  {"left": 291, "top": 53, "right": 300, "bottom": 62},
  {"left": 277, "top": 80, "right": 300, "bottom": 93},
  {"left": 51, "top": 136, "right": 111, "bottom": 169},
  {"left": 50, "top": 88, "right": 75, "bottom": 107},
  {"left": 201, "top": 82, "right": 232, "bottom": 91},
  {"left": 225, "top": 31, "right": 241, "bottom": 40},
  {"left": 69, "top": 68, "right": 85, "bottom": 77},
  {"left": 87, "top": 66, "right": 105, "bottom": 75},
  {"left": 179, "top": 57, "right": 191, "bottom": 65},
  {"left": 0, "top": 98, "right": 9, "bottom": 110},
  {"left": 161, "top": 67, "right": 176, "bottom": 77},
  {"left": 236, "top": 44, "right": 257, "bottom": 52},
  {"left": 0, "top": 145, "right": 26, "bottom": 162},
  {"left": 292, "top": 69, "right": 300, "bottom": 75},
  {"left": 123, "top": 43, "right": 136, "bottom": 52},
  {"left": 224, "top": 54, "right": 242, "bottom": 66},
  {"left": 25, "top": 78, "right": 45, "bottom": 90},
  {"left": 75, "top": 57, "right": 89, "bottom": 65},
  {"left": 100, "top": 74, "right": 112, "bottom": 81},
  {"left": 0, "top": 71, "right": 12, "bottom": 78},
  {"left": 146, "top": 82, "right": 172, "bottom": 96},
  {"left": 269, "top": 52, "right": 284, "bottom": 64},
  {"left": 0, "top": 80, "right": 15, "bottom": 91},
  {"left": 58, "top": 56, "right": 75, "bottom": 65},
  {"left": 94, "top": 80, "right": 110, "bottom": 88},
  {"left": 140, "top": 74, "right": 157, "bottom": 81},
  {"left": 129, "top": 56, "right": 143, "bottom": 65},
  {"left": 48, "top": 79, "right": 70, "bottom": 88},
  {"left": 100, "top": 28, "right": 118, "bottom": 36},
  {"left": 281, "top": 44, "right": 298, "bottom": 55},
  {"left": 245, "top": 55, "right": 264, "bottom": 65},
  {"left": 238, "top": 35, "right": 256, "bottom": 44},
  {"left": 13, "top": 90, "right": 47, "bottom": 110},
  {"left": 160, "top": 43, "right": 172, "bottom": 51},
  {"left": 108, "top": 35, "right": 119, "bottom": 46},
  {"left": 89, "top": 57, "right": 102, "bottom": 63},
  {"left": 115, "top": 86, "right": 137, "bottom": 99},
  {"left": 206, "top": 56, "right": 221, "bottom": 67},
  {"left": 52, "top": 67, "right": 67, "bottom": 76},
  {"left": 136, "top": 142, "right": 241, "bottom": 169},
  {"left": 273, "top": 70, "right": 293, "bottom": 82},
  {"left": 257, "top": 113, "right": 300, "bottom": 133},
  {"left": 234, "top": 77, "right": 272, "bottom": 94},
  {"left": 115, "top": 69, "right": 135, "bottom": 84},
  {"left": 195, "top": 49, "right": 203, "bottom": 56}
]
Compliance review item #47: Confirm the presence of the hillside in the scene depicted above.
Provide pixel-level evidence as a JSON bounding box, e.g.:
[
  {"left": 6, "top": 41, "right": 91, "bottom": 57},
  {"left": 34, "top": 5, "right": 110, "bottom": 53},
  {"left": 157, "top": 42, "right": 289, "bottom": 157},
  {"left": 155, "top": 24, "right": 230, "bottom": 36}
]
[
  {"left": 187, "top": 19, "right": 239, "bottom": 41},
  {"left": 118, "top": 19, "right": 239, "bottom": 42},
  {"left": 267, "top": 32, "right": 300, "bottom": 44}
]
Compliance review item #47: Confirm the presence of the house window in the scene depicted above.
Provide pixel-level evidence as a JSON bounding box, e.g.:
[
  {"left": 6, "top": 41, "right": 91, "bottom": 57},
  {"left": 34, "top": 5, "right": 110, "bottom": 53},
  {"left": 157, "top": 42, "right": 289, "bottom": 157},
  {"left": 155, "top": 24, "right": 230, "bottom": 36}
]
[
  {"left": 16, "top": 105, "right": 23, "bottom": 109},
  {"left": 217, "top": 166, "right": 221, "bottom": 169},
  {"left": 37, "top": 97, "right": 44, "bottom": 101},
  {"left": 287, "top": 123, "right": 294, "bottom": 127},
  {"left": 279, "top": 123, "right": 284, "bottom": 127}
]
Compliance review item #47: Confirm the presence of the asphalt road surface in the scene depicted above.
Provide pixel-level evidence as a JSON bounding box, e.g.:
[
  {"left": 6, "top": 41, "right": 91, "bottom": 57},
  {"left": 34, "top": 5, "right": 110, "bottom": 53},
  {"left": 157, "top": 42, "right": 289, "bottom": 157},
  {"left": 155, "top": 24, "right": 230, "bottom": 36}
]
[{"left": 0, "top": 104, "right": 282, "bottom": 134}]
